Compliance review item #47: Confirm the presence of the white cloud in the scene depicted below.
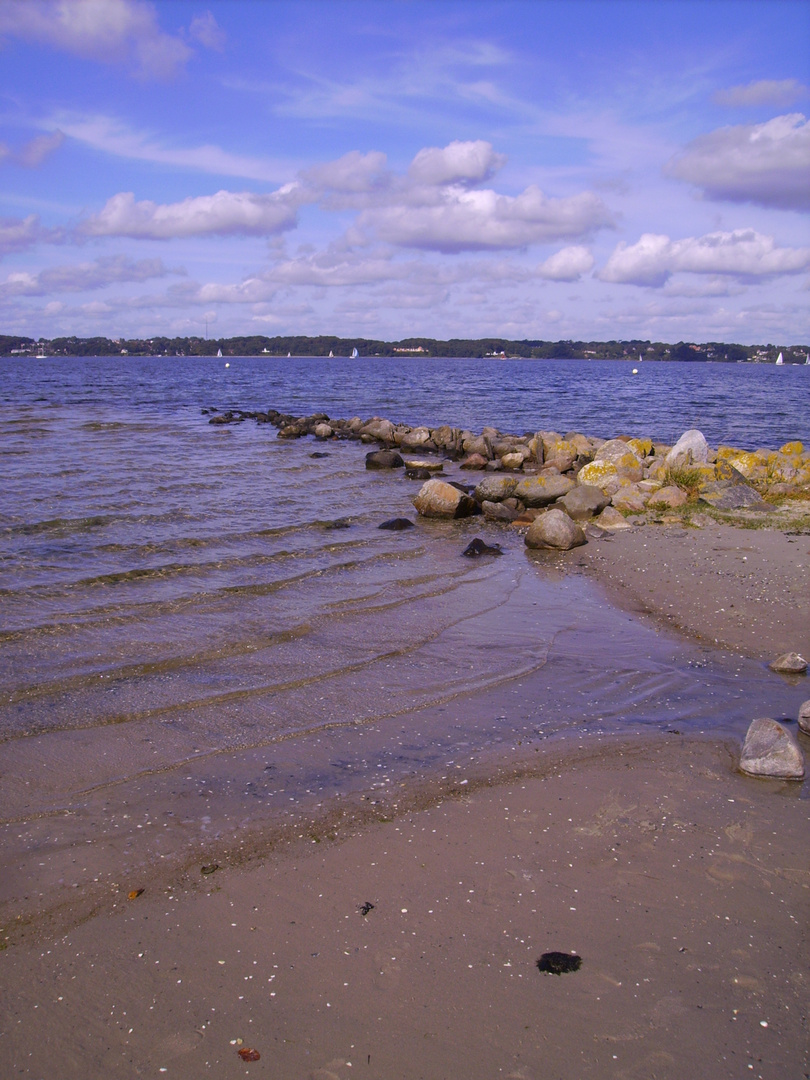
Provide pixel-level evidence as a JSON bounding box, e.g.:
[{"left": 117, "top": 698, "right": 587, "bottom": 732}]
[
  {"left": 302, "top": 150, "right": 389, "bottom": 194},
  {"left": 536, "top": 246, "right": 594, "bottom": 281},
  {"left": 362, "top": 185, "right": 612, "bottom": 252},
  {"left": 80, "top": 188, "right": 303, "bottom": 239},
  {"left": 55, "top": 114, "right": 290, "bottom": 182},
  {"left": 0, "top": 213, "right": 58, "bottom": 257},
  {"left": 714, "top": 79, "right": 809, "bottom": 108},
  {"left": 17, "top": 130, "right": 65, "bottom": 168},
  {"left": 665, "top": 113, "right": 810, "bottom": 211},
  {"left": 0, "top": 0, "right": 191, "bottom": 79},
  {"left": 408, "top": 140, "right": 506, "bottom": 186},
  {"left": 0, "top": 254, "right": 178, "bottom": 296},
  {"left": 188, "top": 11, "right": 225, "bottom": 51},
  {"left": 599, "top": 229, "right": 810, "bottom": 286}
]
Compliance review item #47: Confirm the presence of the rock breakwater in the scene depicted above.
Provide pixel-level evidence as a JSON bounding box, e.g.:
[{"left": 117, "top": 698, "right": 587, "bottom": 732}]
[{"left": 204, "top": 406, "right": 810, "bottom": 546}]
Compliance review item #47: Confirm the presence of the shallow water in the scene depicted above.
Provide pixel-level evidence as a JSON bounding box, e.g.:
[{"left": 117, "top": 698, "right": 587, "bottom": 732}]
[{"left": 1, "top": 357, "right": 807, "bottom": 928}]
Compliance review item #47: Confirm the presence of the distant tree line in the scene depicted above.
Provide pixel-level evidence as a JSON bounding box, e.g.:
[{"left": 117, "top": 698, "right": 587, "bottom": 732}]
[{"left": 1, "top": 334, "right": 807, "bottom": 363}]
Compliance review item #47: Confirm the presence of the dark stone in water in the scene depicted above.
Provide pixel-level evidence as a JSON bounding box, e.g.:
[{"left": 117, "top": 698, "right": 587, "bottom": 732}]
[
  {"left": 378, "top": 517, "right": 415, "bottom": 530},
  {"left": 537, "top": 951, "right": 582, "bottom": 975},
  {"left": 310, "top": 451, "right": 330, "bottom": 458},
  {"left": 366, "top": 449, "right": 405, "bottom": 470},
  {"left": 321, "top": 518, "right": 352, "bottom": 530},
  {"left": 462, "top": 538, "right": 503, "bottom": 557},
  {"left": 406, "top": 467, "right": 433, "bottom": 480}
]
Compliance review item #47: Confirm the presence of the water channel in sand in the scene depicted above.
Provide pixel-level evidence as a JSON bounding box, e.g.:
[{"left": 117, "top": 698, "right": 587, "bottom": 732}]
[{"left": 1, "top": 357, "right": 808, "bottom": 935}]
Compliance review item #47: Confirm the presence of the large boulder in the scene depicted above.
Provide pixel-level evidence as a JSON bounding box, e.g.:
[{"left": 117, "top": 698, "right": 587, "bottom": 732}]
[
  {"left": 594, "top": 505, "right": 632, "bottom": 530},
  {"left": 665, "top": 429, "right": 710, "bottom": 468},
  {"left": 474, "top": 475, "right": 519, "bottom": 503},
  {"left": 514, "top": 473, "right": 575, "bottom": 507},
  {"left": 400, "top": 427, "right": 435, "bottom": 451},
  {"left": 359, "top": 417, "right": 395, "bottom": 442},
  {"left": 365, "top": 449, "right": 404, "bottom": 470},
  {"left": 646, "top": 484, "right": 688, "bottom": 510},
  {"left": 525, "top": 509, "right": 587, "bottom": 551},
  {"left": 611, "top": 483, "right": 649, "bottom": 512},
  {"left": 592, "top": 439, "right": 644, "bottom": 478},
  {"left": 413, "top": 479, "right": 478, "bottom": 519},
  {"left": 557, "top": 484, "right": 610, "bottom": 520},
  {"left": 739, "top": 718, "right": 805, "bottom": 780}
]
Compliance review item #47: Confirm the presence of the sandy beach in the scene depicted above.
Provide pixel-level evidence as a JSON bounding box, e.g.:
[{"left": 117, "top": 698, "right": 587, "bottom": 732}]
[{"left": 2, "top": 518, "right": 808, "bottom": 1080}]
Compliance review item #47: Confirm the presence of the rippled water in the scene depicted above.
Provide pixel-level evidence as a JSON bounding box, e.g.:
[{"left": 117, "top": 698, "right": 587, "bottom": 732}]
[{"left": 1, "top": 357, "right": 806, "bottom": 927}]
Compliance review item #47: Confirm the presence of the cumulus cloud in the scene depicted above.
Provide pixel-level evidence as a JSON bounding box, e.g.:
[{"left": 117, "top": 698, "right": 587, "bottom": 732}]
[
  {"left": 0, "top": 255, "right": 178, "bottom": 296},
  {"left": 599, "top": 229, "right": 810, "bottom": 287},
  {"left": 714, "top": 79, "right": 809, "bottom": 108},
  {"left": 302, "top": 150, "right": 389, "bottom": 194},
  {"left": 80, "top": 188, "right": 303, "bottom": 239},
  {"left": 0, "top": 0, "right": 191, "bottom": 79},
  {"left": 536, "top": 246, "right": 594, "bottom": 281},
  {"left": 362, "top": 185, "right": 612, "bottom": 252},
  {"left": 0, "top": 213, "right": 59, "bottom": 258},
  {"left": 408, "top": 140, "right": 506, "bottom": 186},
  {"left": 665, "top": 113, "right": 810, "bottom": 211}
]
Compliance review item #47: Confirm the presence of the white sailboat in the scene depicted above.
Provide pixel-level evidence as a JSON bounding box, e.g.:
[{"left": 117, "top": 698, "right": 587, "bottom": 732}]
[
  {"left": 36, "top": 344, "right": 48, "bottom": 359},
  {"left": 351, "top": 347, "right": 359, "bottom": 359},
  {"left": 775, "top": 352, "right": 784, "bottom": 365},
  {"left": 217, "top": 348, "right": 222, "bottom": 357},
  {"left": 328, "top": 350, "right": 333, "bottom": 358}
]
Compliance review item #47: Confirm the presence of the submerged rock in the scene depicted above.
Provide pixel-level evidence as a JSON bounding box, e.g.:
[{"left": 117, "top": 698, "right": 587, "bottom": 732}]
[
  {"left": 365, "top": 449, "right": 404, "bottom": 470},
  {"left": 525, "top": 508, "right": 587, "bottom": 551},
  {"left": 378, "top": 517, "right": 415, "bottom": 530},
  {"left": 739, "top": 718, "right": 805, "bottom": 779},
  {"left": 768, "top": 652, "right": 808, "bottom": 674},
  {"left": 461, "top": 538, "right": 503, "bottom": 557}
]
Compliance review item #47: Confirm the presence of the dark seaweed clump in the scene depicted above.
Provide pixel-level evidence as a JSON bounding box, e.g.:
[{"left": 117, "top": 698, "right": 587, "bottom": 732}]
[{"left": 537, "top": 951, "right": 582, "bottom": 975}]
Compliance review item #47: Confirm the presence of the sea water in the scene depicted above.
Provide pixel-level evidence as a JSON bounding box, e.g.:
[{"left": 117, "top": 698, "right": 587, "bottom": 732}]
[{"left": 1, "top": 356, "right": 807, "bottom": 926}]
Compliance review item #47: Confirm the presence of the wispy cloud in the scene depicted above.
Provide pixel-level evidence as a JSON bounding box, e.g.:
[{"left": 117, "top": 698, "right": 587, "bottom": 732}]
[{"left": 714, "top": 79, "right": 810, "bottom": 108}]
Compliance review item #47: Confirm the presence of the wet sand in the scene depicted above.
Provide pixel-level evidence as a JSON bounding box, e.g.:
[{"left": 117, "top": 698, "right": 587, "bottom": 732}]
[{"left": 2, "top": 521, "right": 808, "bottom": 1079}]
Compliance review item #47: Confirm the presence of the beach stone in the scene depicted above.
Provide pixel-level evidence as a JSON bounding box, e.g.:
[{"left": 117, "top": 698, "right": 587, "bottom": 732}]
[
  {"left": 768, "top": 652, "right": 808, "bottom": 674},
  {"left": 647, "top": 484, "right": 688, "bottom": 509},
  {"left": 500, "top": 451, "right": 527, "bottom": 470},
  {"left": 594, "top": 505, "right": 632, "bottom": 530},
  {"left": 481, "top": 500, "right": 521, "bottom": 521},
  {"left": 359, "top": 417, "right": 395, "bottom": 442},
  {"left": 698, "top": 481, "right": 769, "bottom": 511},
  {"left": 592, "top": 439, "right": 644, "bottom": 480},
  {"left": 665, "top": 428, "right": 709, "bottom": 467},
  {"left": 460, "top": 453, "right": 488, "bottom": 470},
  {"left": 400, "top": 427, "right": 435, "bottom": 451},
  {"left": 798, "top": 699, "right": 810, "bottom": 735},
  {"left": 413, "top": 478, "right": 478, "bottom": 519},
  {"left": 462, "top": 433, "right": 492, "bottom": 458},
  {"left": 780, "top": 440, "right": 804, "bottom": 456},
  {"left": 313, "top": 422, "right": 333, "bottom": 439},
  {"left": 462, "top": 537, "right": 503, "bottom": 557},
  {"left": 365, "top": 449, "right": 404, "bottom": 470},
  {"left": 739, "top": 718, "right": 805, "bottom": 780},
  {"left": 474, "top": 475, "right": 518, "bottom": 503},
  {"left": 403, "top": 458, "right": 443, "bottom": 472},
  {"left": 611, "top": 483, "right": 649, "bottom": 512},
  {"left": 525, "top": 509, "right": 587, "bottom": 551},
  {"left": 514, "top": 473, "right": 575, "bottom": 507},
  {"left": 556, "top": 484, "right": 610, "bottom": 520},
  {"left": 543, "top": 439, "right": 578, "bottom": 472}
]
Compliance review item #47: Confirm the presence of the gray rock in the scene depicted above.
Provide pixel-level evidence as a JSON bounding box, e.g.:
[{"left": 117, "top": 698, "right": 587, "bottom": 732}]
[
  {"left": 474, "top": 475, "right": 519, "bottom": 503},
  {"left": 647, "top": 484, "right": 688, "bottom": 509},
  {"left": 481, "top": 500, "right": 521, "bottom": 522},
  {"left": 739, "top": 718, "right": 805, "bottom": 780},
  {"left": 313, "top": 422, "right": 333, "bottom": 439},
  {"left": 699, "top": 482, "right": 770, "bottom": 511},
  {"left": 594, "top": 505, "right": 632, "bottom": 530},
  {"left": 798, "top": 699, "right": 810, "bottom": 735},
  {"left": 514, "top": 473, "right": 576, "bottom": 507},
  {"left": 665, "top": 428, "right": 709, "bottom": 467},
  {"left": 557, "top": 484, "right": 610, "bottom": 520},
  {"left": 525, "top": 508, "right": 587, "bottom": 551},
  {"left": 365, "top": 449, "right": 404, "bottom": 470},
  {"left": 768, "top": 652, "right": 808, "bottom": 674},
  {"left": 413, "top": 478, "right": 478, "bottom": 519}
]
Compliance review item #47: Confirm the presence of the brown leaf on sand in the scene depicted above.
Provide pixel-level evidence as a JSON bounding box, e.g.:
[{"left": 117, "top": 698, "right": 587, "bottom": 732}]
[
  {"left": 127, "top": 889, "right": 144, "bottom": 900},
  {"left": 237, "top": 1047, "right": 261, "bottom": 1061}
]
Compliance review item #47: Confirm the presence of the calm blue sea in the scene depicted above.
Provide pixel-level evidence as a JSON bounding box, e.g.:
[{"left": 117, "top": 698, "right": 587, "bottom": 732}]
[{"left": 0, "top": 355, "right": 806, "bottom": 926}]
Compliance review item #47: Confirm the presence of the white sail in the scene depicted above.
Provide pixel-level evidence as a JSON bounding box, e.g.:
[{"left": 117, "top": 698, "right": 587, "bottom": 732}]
[
  {"left": 775, "top": 352, "right": 784, "bottom": 365},
  {"left": 217, "top": 348, "right": 222, "bottom": 357},
  {"left": 351, "top": 347, "right": 359, "bottom": 358},
  {"left": 328, "top": 350, "right": 333, "bottom": 357}
]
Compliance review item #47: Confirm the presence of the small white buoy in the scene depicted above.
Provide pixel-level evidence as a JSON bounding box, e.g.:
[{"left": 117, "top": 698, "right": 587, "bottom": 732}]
[
  {"left": 224, "top": 362, "right": 230, "bottom": 368},
  {"left": 632, "top": 368, "right": 638, "bottom": 374}
]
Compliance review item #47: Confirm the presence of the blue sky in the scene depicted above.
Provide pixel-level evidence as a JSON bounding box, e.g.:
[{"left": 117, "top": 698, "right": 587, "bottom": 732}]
[{"left": 0, "top": 0, "right": 808, "bottom": 344}]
